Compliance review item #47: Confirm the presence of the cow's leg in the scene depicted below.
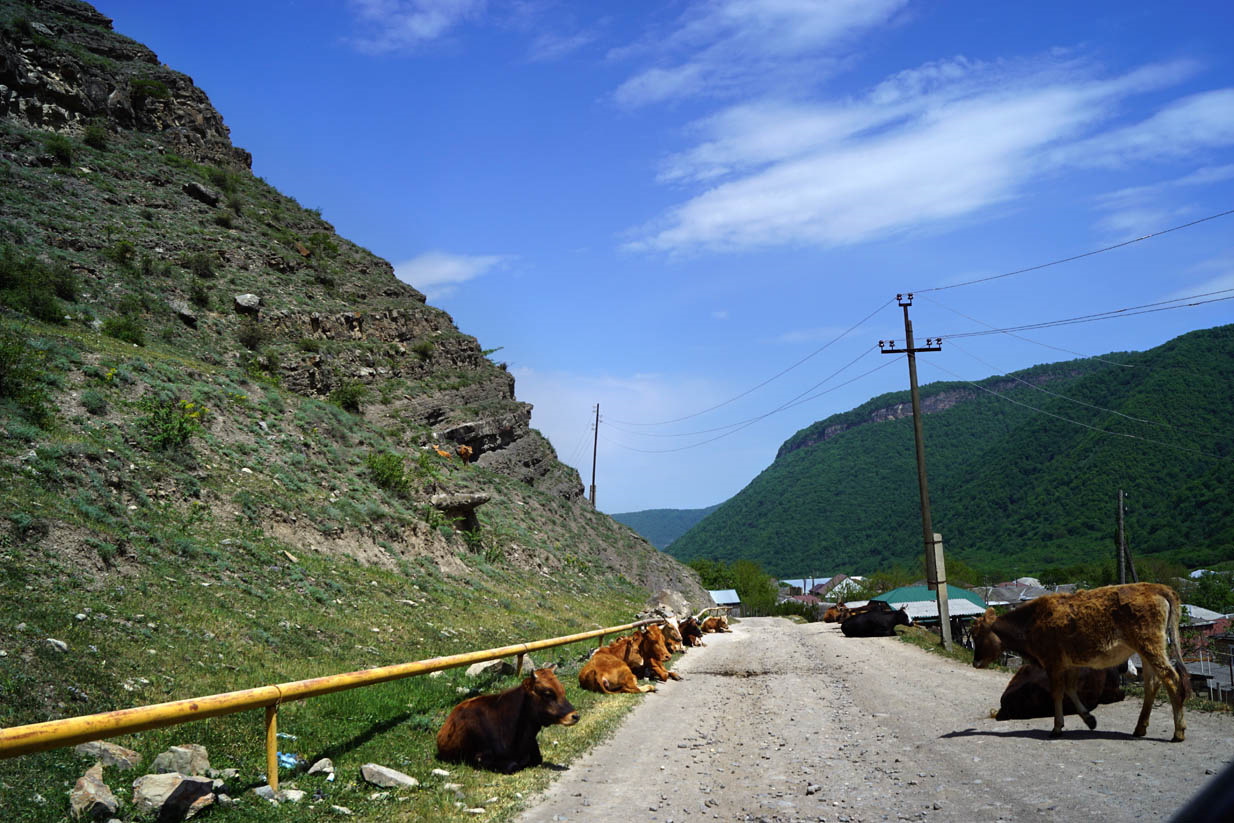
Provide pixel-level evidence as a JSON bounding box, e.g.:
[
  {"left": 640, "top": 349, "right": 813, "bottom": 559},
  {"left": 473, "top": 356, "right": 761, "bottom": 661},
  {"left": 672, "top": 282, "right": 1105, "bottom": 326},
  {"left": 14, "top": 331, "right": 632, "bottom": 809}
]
[
  {"left": 1048, "top": 668, "right": 1067, "bottom": 738},
  {"left": 1139, "top": 650, "right": 1187, "bottom": 741},
  {"left": 1134, "top": 662, "right": 1161, "bottom": 738},
  {"left": 1063, "top": 669, "right": 1097, "bottom": 730}
]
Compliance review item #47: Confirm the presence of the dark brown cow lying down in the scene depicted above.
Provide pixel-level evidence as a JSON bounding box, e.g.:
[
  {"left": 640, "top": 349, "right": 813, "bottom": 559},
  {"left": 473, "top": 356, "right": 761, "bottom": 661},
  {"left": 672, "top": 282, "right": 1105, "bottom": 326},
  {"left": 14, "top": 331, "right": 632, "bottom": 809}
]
[
  {"left": 996, "top": 663, "right": 1125, "bottom": 721},
  {"left": 972, "top": 582, "right": 1189, "bottom": 740},
  {"left": 437, "top": 667, "right": 579, "bottom": 773}
]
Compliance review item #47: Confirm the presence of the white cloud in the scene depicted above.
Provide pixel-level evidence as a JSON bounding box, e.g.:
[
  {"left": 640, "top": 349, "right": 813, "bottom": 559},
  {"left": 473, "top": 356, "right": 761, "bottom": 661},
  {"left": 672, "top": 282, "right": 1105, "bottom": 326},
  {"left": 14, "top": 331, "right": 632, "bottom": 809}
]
[
  {"left": 393, "top": 251, "right": 507, "bottom": 298},
  {"left": 346, "top": 0, "right": 485, "bottom": 53},
  {"left": 1092, "top": 163, "right": 1234, "bottom": 239},
  {"left": 1165, "top": 254, "right": 1234, "bottom": 302},
  {"left": 527, "top": 29, "right": 596, "bottom": 62},
  {"left": 712, "top": 309, "right": 729, "bottom": 320},
  {"left": 613, "top": 0, "right": 908, "bottom": 108},
  {"left": 632, "top": 58, "right": 1233, "bottom": 253}
]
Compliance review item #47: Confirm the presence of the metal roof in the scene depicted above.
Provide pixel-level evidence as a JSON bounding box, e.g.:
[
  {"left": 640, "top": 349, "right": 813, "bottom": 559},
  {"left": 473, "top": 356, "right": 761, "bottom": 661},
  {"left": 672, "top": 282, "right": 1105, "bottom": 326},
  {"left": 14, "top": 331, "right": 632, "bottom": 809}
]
[
  {"left": 874, "top": 584, "right": 988, "bottom": 609},
  {"left": 707, "top": 589, "right": 740, "bottom": 604}
]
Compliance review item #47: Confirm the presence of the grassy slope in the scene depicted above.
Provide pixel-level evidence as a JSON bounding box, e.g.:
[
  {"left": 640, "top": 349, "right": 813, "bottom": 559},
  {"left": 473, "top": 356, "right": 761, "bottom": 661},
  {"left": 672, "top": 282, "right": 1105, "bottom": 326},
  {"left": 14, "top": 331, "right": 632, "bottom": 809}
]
[{"left": 610, "top": 504, "right": 721, "bottom": 549}]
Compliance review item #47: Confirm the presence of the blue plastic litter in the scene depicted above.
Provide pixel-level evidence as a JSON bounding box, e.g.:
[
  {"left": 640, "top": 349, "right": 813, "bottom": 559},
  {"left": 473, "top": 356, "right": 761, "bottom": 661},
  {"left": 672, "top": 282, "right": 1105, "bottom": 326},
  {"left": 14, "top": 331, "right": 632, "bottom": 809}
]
[{"left": 277, "top": 752, "right": 301, "bottom": 769}]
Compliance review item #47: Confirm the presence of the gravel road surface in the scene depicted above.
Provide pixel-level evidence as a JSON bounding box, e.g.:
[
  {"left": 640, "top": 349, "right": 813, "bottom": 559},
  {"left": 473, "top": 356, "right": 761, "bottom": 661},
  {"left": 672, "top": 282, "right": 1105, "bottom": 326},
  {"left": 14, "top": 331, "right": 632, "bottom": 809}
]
[{"left": 516, "top": 616, "right": 1234, "bottom": 823}]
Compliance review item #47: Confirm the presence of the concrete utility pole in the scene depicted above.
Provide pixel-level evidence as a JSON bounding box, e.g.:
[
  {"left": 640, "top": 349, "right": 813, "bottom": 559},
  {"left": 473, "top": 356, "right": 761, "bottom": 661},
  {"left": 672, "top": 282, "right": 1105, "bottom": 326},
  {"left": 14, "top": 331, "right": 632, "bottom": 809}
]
[
  {"left": 589, "top": 404, "right": 599, "bottom": 507},
  {"left": 880, "top": 293, "right": 952, "bottom": 650}
]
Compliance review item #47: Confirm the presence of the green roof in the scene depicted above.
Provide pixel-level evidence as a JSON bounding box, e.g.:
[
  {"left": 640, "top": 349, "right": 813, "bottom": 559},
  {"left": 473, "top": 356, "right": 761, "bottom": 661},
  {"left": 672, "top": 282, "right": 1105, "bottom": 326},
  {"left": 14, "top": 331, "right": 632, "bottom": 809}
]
[{"left": 873, "top": 584, "right": 987, "bottom": 609}]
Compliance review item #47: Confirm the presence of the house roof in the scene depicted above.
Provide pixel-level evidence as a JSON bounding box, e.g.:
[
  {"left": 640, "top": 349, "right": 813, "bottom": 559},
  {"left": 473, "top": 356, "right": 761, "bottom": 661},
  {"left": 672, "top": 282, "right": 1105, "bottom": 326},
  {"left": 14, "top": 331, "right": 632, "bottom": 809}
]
[
  {"left": 898, "top": 599, "right": 988, "bottom": 620},
  {"left": 707, "top": 589, "right": 740, "bottom": 605},
  {"left": 780, "top": 577, "right": 830, "bottom": 592},
  {"left": 874, "top": 584, "right": 988, "bottom": 610},
  {"left": 1183, "top": 604, "right": 1227, "bottom": 623}
]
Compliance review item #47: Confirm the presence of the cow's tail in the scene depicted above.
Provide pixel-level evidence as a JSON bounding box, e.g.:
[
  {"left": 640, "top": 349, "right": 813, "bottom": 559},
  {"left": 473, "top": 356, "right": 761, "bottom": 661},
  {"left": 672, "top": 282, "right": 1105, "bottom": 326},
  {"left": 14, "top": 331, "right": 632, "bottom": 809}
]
[{"left": 1166, "top": 589, "right": 1193, "bottom": 700}]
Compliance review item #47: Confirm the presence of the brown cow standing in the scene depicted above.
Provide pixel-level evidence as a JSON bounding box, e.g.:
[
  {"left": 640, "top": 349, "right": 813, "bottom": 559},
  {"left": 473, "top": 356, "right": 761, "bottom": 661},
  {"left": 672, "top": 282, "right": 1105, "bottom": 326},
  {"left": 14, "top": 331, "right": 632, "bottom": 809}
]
[
  {"left": 972, "top": 583, "right": 1189, "bottom": 741},
  {"left": 436, "top": 667, "right": 579, "bottom": 772}
]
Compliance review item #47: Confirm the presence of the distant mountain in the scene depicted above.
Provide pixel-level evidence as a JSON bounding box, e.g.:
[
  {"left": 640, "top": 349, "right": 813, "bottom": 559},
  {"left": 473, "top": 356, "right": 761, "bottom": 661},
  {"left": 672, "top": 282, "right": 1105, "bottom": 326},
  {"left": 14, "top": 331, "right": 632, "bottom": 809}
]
[
  {"left": 611, "top": 505, "right": 722, "bottom": 549},
  {"left": 666, "top": 325, "right": 1234, "bottom": 578}
]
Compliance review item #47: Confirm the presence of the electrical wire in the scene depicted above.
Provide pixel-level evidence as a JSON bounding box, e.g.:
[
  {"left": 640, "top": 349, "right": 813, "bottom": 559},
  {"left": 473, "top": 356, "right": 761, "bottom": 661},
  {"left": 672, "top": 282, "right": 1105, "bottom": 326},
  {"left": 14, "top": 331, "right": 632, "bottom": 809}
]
[
  {"left": 915, "top": 208, "right": 1234, "bottom": 293},
  {"left": 608, "top": 298, "right": 895, "bottom": 427},
  {"left": 917, "top": 293, "right": 1139, "bottom": 368},
  {"left": 601, "top": 350, "right": 902, "bottom": 454},
  {"left": 938, "top": 291, "right": 1234, "bottom": 340},
  {"left": 920, "top": 359, "right": 1230, "bottom": 462},
  {"left": 943, "top": 337, "right": 1224, "bottom": 439}
]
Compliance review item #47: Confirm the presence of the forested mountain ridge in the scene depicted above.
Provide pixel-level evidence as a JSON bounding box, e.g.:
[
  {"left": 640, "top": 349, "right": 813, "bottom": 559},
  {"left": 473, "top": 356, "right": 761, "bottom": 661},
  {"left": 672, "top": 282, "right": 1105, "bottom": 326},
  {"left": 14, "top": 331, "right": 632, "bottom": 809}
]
[
  {"left": 610, "top": 504, "right": 721, "bottom": 549},
  {"left": 668, "top": 325, "right": 1234, "bottom": 579}
]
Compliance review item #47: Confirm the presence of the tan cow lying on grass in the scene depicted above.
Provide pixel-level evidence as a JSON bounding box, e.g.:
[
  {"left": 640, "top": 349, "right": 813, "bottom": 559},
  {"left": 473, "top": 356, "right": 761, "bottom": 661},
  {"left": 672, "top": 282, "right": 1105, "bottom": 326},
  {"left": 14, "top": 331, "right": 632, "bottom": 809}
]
[
  {"left": 972, "top": 582, "right": 1190, "bottom": 741},
  {"left": 579, "top": 634, "right": 655, "bottom": 694}
]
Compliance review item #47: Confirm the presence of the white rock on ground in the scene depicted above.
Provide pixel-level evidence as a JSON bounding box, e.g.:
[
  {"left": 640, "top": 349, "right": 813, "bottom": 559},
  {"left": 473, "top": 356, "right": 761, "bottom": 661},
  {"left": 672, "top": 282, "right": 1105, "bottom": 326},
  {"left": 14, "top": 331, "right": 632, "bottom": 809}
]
[
  {"left": 361, "top": 763, "right": 419, "bottom": 789},
  {"left": 69, "top": 763, "right": 118, "bottom": 820}
]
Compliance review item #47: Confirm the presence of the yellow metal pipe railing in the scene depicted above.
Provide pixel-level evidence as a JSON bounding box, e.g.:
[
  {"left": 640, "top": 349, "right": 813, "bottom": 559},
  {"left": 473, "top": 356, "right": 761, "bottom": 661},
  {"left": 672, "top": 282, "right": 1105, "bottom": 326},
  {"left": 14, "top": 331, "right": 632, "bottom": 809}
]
[{"left": 0, "top": 617, "right": 666, "bottom": 791}]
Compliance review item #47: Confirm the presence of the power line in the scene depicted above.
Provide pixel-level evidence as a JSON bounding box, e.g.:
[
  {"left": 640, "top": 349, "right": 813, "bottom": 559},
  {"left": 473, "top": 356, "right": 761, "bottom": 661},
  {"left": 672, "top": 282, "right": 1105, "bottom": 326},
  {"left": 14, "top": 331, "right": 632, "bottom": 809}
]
[
  {"left": 917, "top": 293, "right": 1139, "bottom": 368},
  {"left": 920, "top": 359, "right": 1231, "bottom": 462},
  {"left": 602, "top": 350, "right": 901, "bottom": 454},
  {"left": 609, "top": 298, "right": 895, "bottom": 427},
  {"left": 915, "top": 208, "right": 1234, "bottom": 293},
  {"left": 943, "top": 337, "right": 1224, "bottom": 439},
  {"left": 938, "top": 290, "right": 1234, "bottom": 340}
]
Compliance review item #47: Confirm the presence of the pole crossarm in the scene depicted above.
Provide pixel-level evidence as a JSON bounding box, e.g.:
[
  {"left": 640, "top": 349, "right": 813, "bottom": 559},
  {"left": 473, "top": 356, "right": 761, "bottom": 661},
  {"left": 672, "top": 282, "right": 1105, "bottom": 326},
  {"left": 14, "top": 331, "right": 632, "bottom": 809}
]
[{"left": 0, "top": 618, "right": 666, "bottom": 761}]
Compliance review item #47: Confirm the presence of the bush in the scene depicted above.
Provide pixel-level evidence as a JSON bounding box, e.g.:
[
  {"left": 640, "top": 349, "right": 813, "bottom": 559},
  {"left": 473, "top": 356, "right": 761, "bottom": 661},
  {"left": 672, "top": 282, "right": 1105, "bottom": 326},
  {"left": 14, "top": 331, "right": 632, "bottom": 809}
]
[
  {"left": 412, "top": 340, "right": 434, "bottom": 361},
  {"left": 182, "top": 251, "right": 215, "bottom": 278},
  {"left": 102, "top": 312, "right": 145, "bottom": 346},
  {"left": 43, "top": 133, "right": 73, "bottom": 166},
  {"left": 83, "top": 123, "right": 108, "bottom": 151},
  {"left": 130, "top": 77, "right": 170, "bottom": 104},
  {"left": 189, "top": 280, "right": 210, "bottom": 308},
  {"left": 306, "top": 232, "right": 339, "bottom": 258},
  {"left": 213, "top": 211, "right": 234, "bottom": 229},
  {"left": 0, "top": 245, "right": 76, "bottom": 323},
  {"left": 139, "top": 395, "right": 206, "bottom": 451},
  {"left": 365, "top": 451, "right": 410, "bottom": 498},
  {"left": 0, "top": 325, "right": 52, "bottom": 426},
  {"left": 80, "top": 388, "right": 107, "bottom": 415},
  {"left": 297, "top": 337, "right": 321, "bottom": 353},
  {"left": 105, "top": 240, "right": 137, "bottom": 269},
  {"left": 236, "top": 318, "right": 267, "bottom": 351},
  {"left": 328, "top": 382, "right": 366, "bottom": 414}
]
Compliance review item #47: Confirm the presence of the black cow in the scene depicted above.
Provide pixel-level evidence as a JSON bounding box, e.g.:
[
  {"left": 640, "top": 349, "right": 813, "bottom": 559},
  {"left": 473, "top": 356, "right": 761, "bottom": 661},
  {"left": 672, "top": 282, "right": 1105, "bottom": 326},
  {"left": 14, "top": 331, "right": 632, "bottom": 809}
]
[
  {"left": 436, "top": 667, "right": 579, "bottom": 773},
  {"left": 996, "top": 662, "right": 1126, "bottom": 721},
  {"left": 841, "top": 607, "right": 911, "bottom": 637}
]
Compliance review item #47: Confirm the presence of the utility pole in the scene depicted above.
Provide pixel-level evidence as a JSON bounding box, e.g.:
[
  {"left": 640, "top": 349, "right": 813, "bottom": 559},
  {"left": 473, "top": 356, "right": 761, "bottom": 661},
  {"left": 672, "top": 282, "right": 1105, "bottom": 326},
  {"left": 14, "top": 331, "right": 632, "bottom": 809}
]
[
  {"left": 1117, "top": 489, "right": 1127, "bottom": 584},
  {"left": 589, "top": 404, "right": 599, "bottom": 507},
  {"left": 880, "top": 293, "right": 952, "bottom": 650}
]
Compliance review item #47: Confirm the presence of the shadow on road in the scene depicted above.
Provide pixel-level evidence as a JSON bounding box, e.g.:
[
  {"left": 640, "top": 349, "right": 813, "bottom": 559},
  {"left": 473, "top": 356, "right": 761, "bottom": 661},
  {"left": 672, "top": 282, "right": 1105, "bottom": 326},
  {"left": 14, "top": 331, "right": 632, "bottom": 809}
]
[{"left": 939, "top": 726, "right": 1145, "bottom": 742}]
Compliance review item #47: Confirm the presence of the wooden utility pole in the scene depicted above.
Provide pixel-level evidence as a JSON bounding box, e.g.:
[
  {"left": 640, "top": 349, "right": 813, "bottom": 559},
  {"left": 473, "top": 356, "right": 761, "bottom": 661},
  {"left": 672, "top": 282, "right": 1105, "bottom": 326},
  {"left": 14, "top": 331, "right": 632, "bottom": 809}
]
[
  {"left": 1117, "top": 489, "right": 1127, "bottom": 584},
  {"left": 880, "top": 293, "right": 952, "bottom": 650},
  {"left": 589, "top": 404, "right": 599, "bottom": 507}
]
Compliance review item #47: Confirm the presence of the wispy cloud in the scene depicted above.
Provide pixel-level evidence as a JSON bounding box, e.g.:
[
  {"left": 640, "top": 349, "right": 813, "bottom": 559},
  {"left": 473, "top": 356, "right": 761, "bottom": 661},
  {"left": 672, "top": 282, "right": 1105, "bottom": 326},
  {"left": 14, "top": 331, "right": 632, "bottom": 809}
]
[
  {"left": 1092, "top": 163, "right": 1234, "bottom": 239},
  {"left": 1165, "top": 254, "right": 1234, "bottom": 302},
  {"left": 612, "top": 0, "right": 909, "bottom": 108},
  {"left": 630, "top": 57, "right": 1233, "bottom": 253},
  {"left": 527, "top": 29, "right": 597, "bottom": 62},
  {"left": 393, "top": 251, "right": 507, "bottom": 298},
  {"left": 346, "top": 0, "right": 485, "bottom": 54}
]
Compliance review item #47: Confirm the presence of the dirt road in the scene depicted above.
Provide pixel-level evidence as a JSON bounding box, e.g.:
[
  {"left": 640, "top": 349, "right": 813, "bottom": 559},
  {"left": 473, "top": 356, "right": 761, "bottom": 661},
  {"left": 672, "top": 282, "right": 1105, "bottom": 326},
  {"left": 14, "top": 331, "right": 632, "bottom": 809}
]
[{"left": 516, "top": 617, "right": 1234, "bottom": 823}]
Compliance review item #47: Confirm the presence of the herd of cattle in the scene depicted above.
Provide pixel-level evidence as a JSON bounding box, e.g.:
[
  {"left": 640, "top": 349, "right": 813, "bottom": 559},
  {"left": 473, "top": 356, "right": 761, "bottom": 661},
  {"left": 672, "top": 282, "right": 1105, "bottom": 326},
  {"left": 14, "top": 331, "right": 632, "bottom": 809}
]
[
  {"left": 435, "top": 613, "right": 731, "bottom": 773},
  {"left": 436, "top": 581, "right": 1192, "bottom": 774}
]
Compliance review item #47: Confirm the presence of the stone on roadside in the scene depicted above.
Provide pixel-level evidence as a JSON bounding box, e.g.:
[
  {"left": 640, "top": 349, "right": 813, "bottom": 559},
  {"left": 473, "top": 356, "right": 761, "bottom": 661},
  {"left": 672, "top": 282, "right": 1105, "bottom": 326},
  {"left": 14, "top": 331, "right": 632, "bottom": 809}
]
[
  {"left": 331, "top": 805, "right": 354, "bottom": 815},
  {"left": 307, "top": 757, "right": 335, "bottom": 776},
  {"left": 70, "top": 763, "right": 118, "bottom": 820},
  {"left": 132, "top": 773, "right": 213, "bottom": 820},
  {"left": 465, "top": 659, "right": 514, "bottom": 678},
  {"left": 150, "top": 744, "right": 210, "bottom": 776},
  {"left": 74, "top": 741, "right": 140, "bottom": 770},
  {"left": 360, "top": 763, "right": 419, "bottom": 789}
]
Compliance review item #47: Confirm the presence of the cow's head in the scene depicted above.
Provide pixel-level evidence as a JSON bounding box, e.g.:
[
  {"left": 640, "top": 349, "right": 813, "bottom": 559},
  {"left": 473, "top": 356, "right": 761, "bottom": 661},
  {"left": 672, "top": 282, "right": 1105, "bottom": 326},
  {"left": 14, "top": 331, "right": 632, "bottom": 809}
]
[
  {"left": 523, "top": 666, "right": 579, "bottom": 726},
  {"left": 611, "top": 635, "right": 644, "bottom": 668},
  {"left": 971, "top": 607, "right": 1002, "bottom": 668},
  {"left": 894, "top": 608, "right": 912, "bottom": 627},
  {"left": 640, "top": 626, "right": 670, "bottom": 662}
]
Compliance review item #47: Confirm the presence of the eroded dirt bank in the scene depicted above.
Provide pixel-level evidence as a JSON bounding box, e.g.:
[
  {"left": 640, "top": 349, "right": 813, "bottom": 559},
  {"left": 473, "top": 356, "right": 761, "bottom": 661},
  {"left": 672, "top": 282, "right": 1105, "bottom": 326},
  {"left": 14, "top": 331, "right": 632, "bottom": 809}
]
[{"left": 517, "top": 616, "right": 1234, "bottom": 823}]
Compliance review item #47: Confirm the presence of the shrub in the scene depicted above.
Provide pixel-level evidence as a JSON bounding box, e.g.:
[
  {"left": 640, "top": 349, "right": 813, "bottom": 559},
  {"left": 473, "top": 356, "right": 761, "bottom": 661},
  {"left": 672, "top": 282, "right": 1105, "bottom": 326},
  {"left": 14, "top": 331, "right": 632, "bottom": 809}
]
[
  {"left": 83, "top": 123, "right": 108, "bottom": 151},
  {"left": 182, "top": 251, "right": 215, "bottom": 278},
  {"left": 104, "top": 240, "right": 137, "bottom": 268},
  {"left": 306, "top": 232, "right": 339, "bottom": 258},
  {"left": 189, "top": 280, "right": 210, "bottom": 308},
  {"left": 205, "top": 166, "right": 238, "bottom": 194},
  {"left": 0, "top": 245, "right": 75, "bottom": 322},
  {"left": 328, "top": 382, "right": 366, "bottom": 414},
  {"left": 0, "top": 326, "right": 52, "bottom": 426},
  {"left": 138, "top": 395, "right": 206, "bottom": 451},
  {"left": 365, "top": 451, "right": 410, "bottom": 498},
  {"left": 130, "top": 77, "right": 170, "bottom": 104},
  {"left": 412, "top": 340, "right": 434, "bottom": 361},
  {"left": 102, "top": 312, "right": 145, "bottom": 346},
  {"left": 80, "top": 388, "right": 107, "bottom": 415},
  {"left": 296, "top": 337, "right": 321, "bottom": 353},
  {"left": 213, "top": 211, "right": 234, "bottom": 229},
  {"left": 236, "top": 318, "right": 267, "bottom": 351},
  {"left": 43, "top": 133, "right": 73, "bottom": 166}
]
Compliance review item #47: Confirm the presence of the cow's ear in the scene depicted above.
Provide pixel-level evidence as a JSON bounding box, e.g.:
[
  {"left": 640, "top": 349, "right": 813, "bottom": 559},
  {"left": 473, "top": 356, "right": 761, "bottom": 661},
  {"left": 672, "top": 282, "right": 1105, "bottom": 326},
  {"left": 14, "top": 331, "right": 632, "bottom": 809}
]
[
  {"left": 983, "top": 607, "right": 996, "bottom": 619},
  {"left": 543, "top": 662, "right": 558, "bottom": 674}
]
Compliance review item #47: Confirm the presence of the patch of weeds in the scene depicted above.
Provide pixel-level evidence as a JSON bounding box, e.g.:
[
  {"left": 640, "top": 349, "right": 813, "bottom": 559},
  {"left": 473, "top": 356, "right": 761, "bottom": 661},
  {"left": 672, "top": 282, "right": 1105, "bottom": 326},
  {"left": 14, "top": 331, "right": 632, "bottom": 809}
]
[
  {"left": 306, "top": 232, "right": 338, "bottom": 258},
  {"left": 236, "top": 318, "right": 267, "bottom": 351},
  {"left": 0, "top": 325, "right": 52, "bottom": 426},
  {"left": 102, "top": 312, "right": 144, "bottom": 346},
  {"left": 0, "top": 244, "right": 76, "bottom": 323},
  {"left": 43, "top": 133, "right": 73, "bottom": 166},
  {"left": 130, "top": 76, "right": 170, "bottom": 105},
  {"left": 80, "top": 388, "right": 107, "bottom": 416},
  {"left": 104, "top": 239, "right": 137, "bottom": 269},
  {"left": 83, "top": 122, "right": 108, "bottom": 151},
  {"left": 412, "top": 340, "right": 434, "bottom": 361},
  {"left": 189, "top": 280, "right": 210, "bottom": 308},
  {"left": 365, "top": 451, "right": 411, "bottom": 498},
  {"left": 296, "top": 337, "right": 321, "bottom": 353},
  {"left": 182, "top": 251, "right": 215, "bottom": 279},
  {"left": 328, "top": 382, "right": 366, "bottom": 414},
  {"left": 138, "top": 394, "right": 206, "bottom": 451},
  {"left": 213, "top": 211, "right": 234, "bottom": 229}
]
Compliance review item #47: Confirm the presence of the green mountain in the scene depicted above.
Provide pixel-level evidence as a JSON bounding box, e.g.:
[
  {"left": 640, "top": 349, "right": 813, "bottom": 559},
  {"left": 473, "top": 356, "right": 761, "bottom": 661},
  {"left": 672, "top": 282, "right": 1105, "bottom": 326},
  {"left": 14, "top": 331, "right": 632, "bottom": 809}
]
[
  {"left": 611, "top": 504, "right": 721, "bottom": 549},
  {"left": 667, "top": 325, "right": 1234, "bottom": 578}
]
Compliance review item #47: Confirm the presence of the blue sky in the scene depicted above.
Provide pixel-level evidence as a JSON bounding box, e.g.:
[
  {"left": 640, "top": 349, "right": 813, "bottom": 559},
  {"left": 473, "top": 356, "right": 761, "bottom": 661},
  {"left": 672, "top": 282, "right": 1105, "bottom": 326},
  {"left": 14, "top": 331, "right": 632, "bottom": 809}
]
[{"left": 94, "top": 1, "right": 1233, "bottom": 514}]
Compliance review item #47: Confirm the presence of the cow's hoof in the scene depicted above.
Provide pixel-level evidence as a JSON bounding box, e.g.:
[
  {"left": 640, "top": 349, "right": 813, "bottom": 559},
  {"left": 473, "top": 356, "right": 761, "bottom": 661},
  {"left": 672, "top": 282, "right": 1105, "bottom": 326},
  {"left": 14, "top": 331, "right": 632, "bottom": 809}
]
[
  {"left": 1082, "top": 715, "right": 1097, "bottom": 730},
  {"left": 1133, "top": 725, "right": 1147, "bottom": 737},
  {"left": 1048, "top": 729, "right": 1063, "bottom": 739},
  {"left": 1171, "top": 731, "right": 1185, "bottom": 742}
]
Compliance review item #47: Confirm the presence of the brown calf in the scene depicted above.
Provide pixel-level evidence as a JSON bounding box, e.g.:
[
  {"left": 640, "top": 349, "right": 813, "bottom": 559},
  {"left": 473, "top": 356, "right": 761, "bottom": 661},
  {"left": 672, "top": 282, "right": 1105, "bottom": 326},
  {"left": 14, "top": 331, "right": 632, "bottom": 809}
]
[
  {"left": 436, "top": 667, "right": 579, "bottom": 772},
  {"left": 679, "top": 617, "right": 705, "bottom": 647},
  {"left": 637, "top": 625, "right": 682, "bottom": 682},
  {"left": 701, "top": 615, "right": 731, "bottom": 633},
  {"left": 972, "top": 583, "right": 1189, "bottom": 741}
]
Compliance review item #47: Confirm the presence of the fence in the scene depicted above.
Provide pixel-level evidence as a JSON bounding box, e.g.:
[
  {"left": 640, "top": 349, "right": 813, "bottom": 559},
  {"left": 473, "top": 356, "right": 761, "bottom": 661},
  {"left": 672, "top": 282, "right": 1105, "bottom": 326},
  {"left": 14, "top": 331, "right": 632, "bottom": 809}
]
[{"left": 0, "top": 617, "right": 666, "bottom": 790}]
